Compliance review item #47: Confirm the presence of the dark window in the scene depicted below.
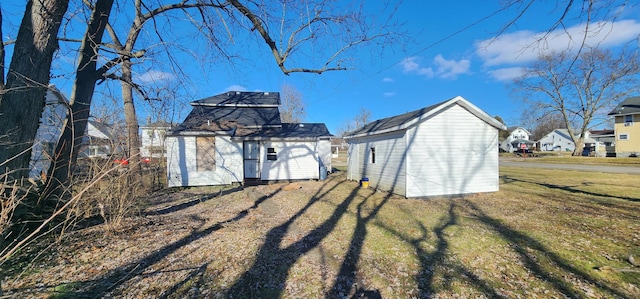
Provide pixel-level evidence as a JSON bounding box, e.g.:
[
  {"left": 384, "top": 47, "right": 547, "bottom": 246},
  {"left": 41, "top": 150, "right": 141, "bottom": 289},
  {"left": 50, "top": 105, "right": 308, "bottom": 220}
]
[
  {"left": 267, "top": 147, "right": 277, "bottom": 160},
  {"left": 370, "top": 147, "right": 376, "bottom": 164},
  {"left": 267, "top": 147, "right": 276, "bottom": 153}
]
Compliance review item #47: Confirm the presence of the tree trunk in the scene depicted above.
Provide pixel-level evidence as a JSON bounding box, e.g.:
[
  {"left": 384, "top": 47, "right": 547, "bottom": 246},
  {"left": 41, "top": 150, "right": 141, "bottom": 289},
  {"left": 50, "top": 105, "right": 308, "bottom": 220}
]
[
  {"left": 1, "top": 8, "right": 5, "bottom": 91},
  {"left": 44, "top": 0, "right": 114, "bottom": 199},
  {"left": 120, "top": 61, "right": 141, "bottom": 172},
  {"left": 573, "top": 138, "right": 585, "bottom": 156},
  {"left": 0, "top": 0, "right": 69, "bottom": 180}
]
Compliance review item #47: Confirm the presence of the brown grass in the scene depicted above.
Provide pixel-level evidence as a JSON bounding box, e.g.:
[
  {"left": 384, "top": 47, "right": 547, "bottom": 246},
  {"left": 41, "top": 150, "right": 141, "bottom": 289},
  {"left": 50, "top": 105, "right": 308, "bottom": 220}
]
[{"left": 1, "top": 166, "right": 639, "bottom": 298}]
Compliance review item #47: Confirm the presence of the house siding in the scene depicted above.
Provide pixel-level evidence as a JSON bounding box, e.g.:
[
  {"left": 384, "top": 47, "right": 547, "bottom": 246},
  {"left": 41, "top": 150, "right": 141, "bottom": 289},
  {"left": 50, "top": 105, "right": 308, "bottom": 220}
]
[
  {"left": 30, "top": 89, "right": 67, "bottom": 179},
  {"left": 538, "top": 130, "right": 574, "bottom": 152},
  {"left": 614, "top": 114, "right": 640, "bottom": 156},
  {"left": 406, "top": 105, "right": 499, "bottom": 197},
  {"left": 346, "top": 130, "right": 407, "bottom": 196},
  {"left": 318, "top": 139, "right": 332, "bottom": 173},
  {"left": 261, "top": 141, "right": 320, "bottom": 180},
  {"left": 166, "top": 135, "right": 243, "bottom": 187}
]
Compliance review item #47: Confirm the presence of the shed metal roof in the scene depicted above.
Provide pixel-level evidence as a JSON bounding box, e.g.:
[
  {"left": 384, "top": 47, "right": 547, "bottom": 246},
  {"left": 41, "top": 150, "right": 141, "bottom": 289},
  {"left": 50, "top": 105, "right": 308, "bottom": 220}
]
[{"left": 344, "top": 96, "right": 506, "bottom": 139}]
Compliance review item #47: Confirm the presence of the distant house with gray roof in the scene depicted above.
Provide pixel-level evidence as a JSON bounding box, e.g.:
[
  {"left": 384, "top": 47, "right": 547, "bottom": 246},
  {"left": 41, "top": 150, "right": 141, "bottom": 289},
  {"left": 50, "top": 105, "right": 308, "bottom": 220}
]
[
  {"left": 343, "top": 96, "right": 506, "bottom": 198},
  {"left": 165, "top": 91, "right": 333, "bottom": 187}
]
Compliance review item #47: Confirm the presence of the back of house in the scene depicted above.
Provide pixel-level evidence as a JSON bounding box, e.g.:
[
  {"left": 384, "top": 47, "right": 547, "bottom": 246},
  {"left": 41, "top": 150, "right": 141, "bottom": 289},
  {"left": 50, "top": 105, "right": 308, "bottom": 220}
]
[{"left": 165, "top": 91, "right": 333, "bottom": 187}]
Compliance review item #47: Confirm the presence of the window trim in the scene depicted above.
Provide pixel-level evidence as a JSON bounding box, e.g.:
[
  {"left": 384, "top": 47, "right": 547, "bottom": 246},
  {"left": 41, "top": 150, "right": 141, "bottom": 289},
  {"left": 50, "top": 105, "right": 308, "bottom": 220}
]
[{"left": 619, "top": 133, "right": 629, "bottom": 141}]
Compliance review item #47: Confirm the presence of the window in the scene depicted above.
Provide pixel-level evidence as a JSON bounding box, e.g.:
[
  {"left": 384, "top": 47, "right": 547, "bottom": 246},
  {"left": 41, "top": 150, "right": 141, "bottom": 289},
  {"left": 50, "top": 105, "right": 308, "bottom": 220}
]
[
  {"left": 369, "top": 147, "right": 376, "bottom": 164},
  {"left": 267, "top": 147, "right": 277, "bottom": 161},
  {"left": 196, "top": 136, "right": 216, "bottom": 171},
  {"left": 625, "top": 115, "right": 633, "bottom": 123},
  {"left": 619, "top": 134, "right": 629, "bottom": 140}
]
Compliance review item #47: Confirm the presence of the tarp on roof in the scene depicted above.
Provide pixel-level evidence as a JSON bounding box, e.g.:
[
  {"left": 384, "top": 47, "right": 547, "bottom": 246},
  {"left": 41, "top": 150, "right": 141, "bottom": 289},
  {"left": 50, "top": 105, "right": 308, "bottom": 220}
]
[
  {"left": 179, "top": 106, "right": 282, "bottom": 129},
  {"left": 192, "top": 91, "right": 281, "bottom": 107},
  {"left": 236, "top": 123, "right": 333, "bottom": 140}
]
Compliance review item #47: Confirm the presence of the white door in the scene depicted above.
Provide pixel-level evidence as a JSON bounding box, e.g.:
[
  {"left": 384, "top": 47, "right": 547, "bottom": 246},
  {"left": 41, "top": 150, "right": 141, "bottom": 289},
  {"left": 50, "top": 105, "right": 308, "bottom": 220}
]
[{"left": 243, "top": 141, "right": 260, "bottom": 179}]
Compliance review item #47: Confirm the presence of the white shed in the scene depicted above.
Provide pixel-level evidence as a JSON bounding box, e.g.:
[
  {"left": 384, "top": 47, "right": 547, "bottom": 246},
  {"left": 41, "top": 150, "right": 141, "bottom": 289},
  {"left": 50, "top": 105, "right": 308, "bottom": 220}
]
[
  {"left": 344, "top": 96, "right": 506, "bottom": 198},
  {"left": 165, "top": 91, "right": 333, "bottom": 187}
]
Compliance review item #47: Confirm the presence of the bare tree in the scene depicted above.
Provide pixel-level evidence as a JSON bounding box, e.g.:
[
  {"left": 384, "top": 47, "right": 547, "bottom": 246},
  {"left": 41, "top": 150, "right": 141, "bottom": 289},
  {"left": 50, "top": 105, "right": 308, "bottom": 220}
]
[
  {"left": 354, "top": 107, "right": 372, "bottom": 129},
  {"left": 0, "top": 0, "right": 70, "bottom": 180},
  {"left": 280, "top": 84, "right": 306, "bottom": 123},
  {"left": 493, "top": 115, "right": 510, "bottom": 141},
  {"left": 43, "top": 0, "right": 116, "bottom": 199},
  {"left": 522, "top": 112, "right": 567, "bottom": 141},
  {"left": 513, "top": 48, "right": 640, "bottom": 155}
]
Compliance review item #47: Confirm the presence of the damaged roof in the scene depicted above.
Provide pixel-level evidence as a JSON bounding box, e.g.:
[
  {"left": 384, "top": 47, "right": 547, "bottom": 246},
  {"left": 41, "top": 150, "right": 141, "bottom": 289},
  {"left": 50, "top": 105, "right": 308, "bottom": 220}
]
[
  {"left": 191, "top": 91, "right": 281, "bottom": 107},
  {"left": 237, "top": 123, "right": 333, "bottom": 140}
]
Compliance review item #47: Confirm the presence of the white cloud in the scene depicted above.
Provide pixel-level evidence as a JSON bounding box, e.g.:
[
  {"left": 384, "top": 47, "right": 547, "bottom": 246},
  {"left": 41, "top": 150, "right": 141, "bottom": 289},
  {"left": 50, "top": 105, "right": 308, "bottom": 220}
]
[
  {"left": 487, "top": 67, "right": 527, "bottom": 82},
  {"left": 383, "top": 92, "right": 396, "bottom": 97},
  {"left": 136, "top": 70, "right": 175, "bottom": 83},
  {"left": 433, "top": 55, "right": 471, "bottom": 79},
  {"left": 382, "top": 77, "right": 395, "bottom": 83},
  {"left": 223, "top": 85, "right": 248, "bottom": 92},
  {"left": 399, "top": 55, "right": 470, "bottom": 79},
  {"left": 399, "top": 57, "right": 434, "bottom": 77},
  {"left": 476, "top": 19, "right": 640, "bottom": 67}
]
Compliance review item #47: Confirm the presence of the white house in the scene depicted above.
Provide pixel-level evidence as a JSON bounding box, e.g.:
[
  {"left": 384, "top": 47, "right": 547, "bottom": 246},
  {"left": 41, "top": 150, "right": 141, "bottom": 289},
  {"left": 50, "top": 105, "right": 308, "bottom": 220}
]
[
  {"left": 29, "top": 86, "right": 67, "bottom": 179},
  {"left": 165, "top": 91, "right": 333, "bottom": 187},
  {"left": 343, "top": 96, "right": 506, "bottom": 198},
  {"left": 538, "top": 129, "right": 575, "bottom": 152},
  {"left": 140, "top": 121, "right": 172, "bottom": 159},
  {"left": 30, "top": 86, "right": 123, "bottom": 179},
  {"left": 500, "top": 127, "right": 533, "bottom": 152}
]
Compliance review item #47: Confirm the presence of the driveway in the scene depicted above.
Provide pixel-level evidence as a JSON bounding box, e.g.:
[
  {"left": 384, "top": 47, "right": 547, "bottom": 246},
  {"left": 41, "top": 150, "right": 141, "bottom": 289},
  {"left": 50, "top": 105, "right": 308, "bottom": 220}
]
[{"left": 500, "top": 159, "right": 640, "bottom": 175}]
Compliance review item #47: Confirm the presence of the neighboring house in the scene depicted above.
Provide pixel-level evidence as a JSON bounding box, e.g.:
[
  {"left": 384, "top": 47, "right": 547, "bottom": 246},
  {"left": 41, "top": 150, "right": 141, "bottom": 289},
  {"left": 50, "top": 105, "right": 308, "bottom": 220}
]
[
  {"left": 500, "top": 126, "right": 532, "bottom": 152},
  {"left": 79, "top": 120, "right": 122, "bottom": 158},
  {"left": 608, "top": 96, "right": 640, "bottom": 157},
  {"left": 165, "top": 91, "right": 333, "bottom": 187},
  {"left": 537, "top": 128, "right": 597, "bottom": 154},
  {"left": 538, "top": 129, "right": 576, "bottom": 152},
  {"left": 29, "top": 86, "right": 67, "bottom": 179},
  {"left": 30, "top": 86, "right": 122, "bottom": 179},
  {"left": 140, "top": 121, "right": 172, "bottom": 159},
  {"left": 589, "top": 129, "right": 615, "bottom": 157},
  {"left": 343, "top": 96, "right": 506, "bottom": 198}
]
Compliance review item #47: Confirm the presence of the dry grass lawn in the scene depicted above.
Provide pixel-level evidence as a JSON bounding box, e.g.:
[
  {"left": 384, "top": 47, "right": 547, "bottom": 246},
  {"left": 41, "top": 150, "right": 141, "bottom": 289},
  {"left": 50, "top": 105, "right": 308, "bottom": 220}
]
[{"left": 2, "top": 166, "right": 639, "bottom": 298}]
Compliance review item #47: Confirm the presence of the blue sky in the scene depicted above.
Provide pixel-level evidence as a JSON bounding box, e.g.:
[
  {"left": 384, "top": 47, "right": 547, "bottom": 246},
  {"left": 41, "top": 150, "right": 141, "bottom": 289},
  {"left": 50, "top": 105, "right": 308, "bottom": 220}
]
[{"left": 2, "top": 1, "right": 640, "bottom": 134}]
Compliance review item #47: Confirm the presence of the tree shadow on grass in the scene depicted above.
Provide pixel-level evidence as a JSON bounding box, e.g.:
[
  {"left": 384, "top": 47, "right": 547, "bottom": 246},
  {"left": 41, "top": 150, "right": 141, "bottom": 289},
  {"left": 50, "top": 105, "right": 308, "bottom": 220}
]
[
  {"left": 144, "top": 185, "right": 244, "bottom": 216},
  {"left": 226, "top": 175, "right": 357, "bottom": 297},
  {"left": 501, "top": 175, "right": 640, "bottom": 202},
  {"left": 65, "top": 186, "right": 283, "bottom": 298},
  {"left": 460, "top": 199, "right": 629, "bottom": 298},
  {"left": 371, "top": 201, "right": 503, "bottom": 298}
]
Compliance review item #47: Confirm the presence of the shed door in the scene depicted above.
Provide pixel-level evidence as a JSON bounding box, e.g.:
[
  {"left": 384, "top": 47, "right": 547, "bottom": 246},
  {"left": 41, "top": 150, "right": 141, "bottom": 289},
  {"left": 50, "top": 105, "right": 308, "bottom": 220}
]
[{"left": 243, "top": 141, "right": 260, "bottom": 179}]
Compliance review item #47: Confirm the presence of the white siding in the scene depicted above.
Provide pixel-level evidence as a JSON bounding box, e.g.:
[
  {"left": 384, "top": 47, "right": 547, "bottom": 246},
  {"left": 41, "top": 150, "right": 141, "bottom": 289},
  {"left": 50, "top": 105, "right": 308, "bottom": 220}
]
[
  {"left": 347, "top": 143, "right": 359, "bottom": 181},
  {"left": 347, "top": 131, "right": 407, "bottom": 196},
  {"left": 261, "top": 141, "right": 319, "bottom": 180},
  {"left": 29, "top": 90, "right": 67, "bottom": 179},
  {"left": 406, "top": 105, "right": 499, "bottom": 197},
  {"left": 166, "top": 135, "right": 243, "bottom": 187},
  {"left": 318, "top": 139, "right": 332, "bottom": 172}
]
